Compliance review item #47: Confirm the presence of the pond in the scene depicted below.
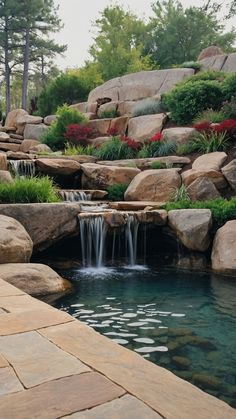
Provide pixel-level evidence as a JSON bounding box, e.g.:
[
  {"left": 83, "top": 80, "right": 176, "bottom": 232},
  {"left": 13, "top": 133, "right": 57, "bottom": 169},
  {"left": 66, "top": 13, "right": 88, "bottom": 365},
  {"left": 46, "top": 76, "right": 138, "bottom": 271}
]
[{"left": 55, "top": 265, "right": 236, "bottom": 407}]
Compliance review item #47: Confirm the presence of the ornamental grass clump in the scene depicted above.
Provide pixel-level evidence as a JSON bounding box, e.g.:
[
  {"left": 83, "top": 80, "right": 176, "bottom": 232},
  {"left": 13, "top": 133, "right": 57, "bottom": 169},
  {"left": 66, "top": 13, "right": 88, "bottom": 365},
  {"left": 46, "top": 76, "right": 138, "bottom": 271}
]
[
  {"left": 0, "top": 177, "right": 61, "bottom": 204},
  {"left": 95, "top": 136, "right": 141, "bottom": 160},
  {"left": 133, "top": 98, "right": 167, "bottom": 117},
  {"left": 138, "top": 132, "right": 176, "bottom": 158}
]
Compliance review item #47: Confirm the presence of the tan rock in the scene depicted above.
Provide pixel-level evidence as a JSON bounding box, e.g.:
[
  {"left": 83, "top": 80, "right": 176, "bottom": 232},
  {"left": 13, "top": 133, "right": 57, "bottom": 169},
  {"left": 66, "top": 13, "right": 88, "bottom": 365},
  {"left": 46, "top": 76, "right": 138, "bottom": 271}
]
[
  {"left": 0, "top": 132, "right": 10, "bottom": 142},
  {"left": 82, "top": 112, "right": 96, "bottom": 120},
  {"left": 88, "top": 136, "right": 111, "bottom": 147},
  {"left": 86, "top": 102, "right": 98, "bottom": 114},
  {"left": 103, "top": 212, "right": 126, "bottom": 228},
  {"left": 0, "top": 154, "right": 7, "bottom": 170},
  {"left": 6, "top": 151, "right": 33, "bottom": 160},
  {"left": 5, "top": 109, "right": 28, "bottom": 129},
  {"left": 182, "top": 169, "right": 227, "bottom": 189},
  {"left": 118, "top": 101, "right": 137, "bottom": 116},
  {"left": 187, "top": 177, "right": 221, "bottom": 201},
  {"left": 168, "top": 209, "right": 212, "bottom": 251},
  {"left": 70, "top": 102, "right": 87, "bottom": 113},
  {"left": 36, "top": 158, "right": 80, "bottom": 175},
  {"left": 29, "top": 143, "right": 52, "bottom": 154},
  {"left": 128, "top": 114, "right": 167, "bottom": 142},
  {"left": 0, "top": 263, "right": 72, "bottom": 297},
  {"left": 0, "top": 203, "right": 81, "bottom": 251},
  {"left": 44, "top": 115, "right": 57, "bottom": 125},
  {"left": 199, "top": 55, "right": 227, "bottom": 72},
  {"left": 0, "top": 367, "right": 23, "bottom": 396},
  {"left": 88, "top": 69, "right": 194, "bottom": 103},
  {"left": 0, "top": 170, "right": 14, "bottom": 184},
  {"left": 98, "top": 156, "right": 190, "bottom": 170},
  {"left": 110, "top": 116, "right": 129, "bottom": 135},
  {"left": 97, "top": 101, "right": 118, "bottom": 118},
  {"left": 162, "top": 127, "right": 197, "bottom": 145},
  {"left": 222, "top": 159, "right": 236, "bottom": 191},
  {"left": 87, "top": 119, "right": 111, "bottom": 136},
  {"left": 20, "top": 139, "right": 40, "bottom": 153},
  {"left": 24, "top": 123, "right": 48, "bottom": 141},
  {"left": 16, "top": 115, "right": 43, "bottom": 135},
  {"left": 192, "top": 152, "right": 227, "bottom": 171},
  {"left": 81, "top": 163, "right": 140, "bottom": 190},
  {"left": 198, "top": 46, "right": 224, "bottom": 61},
  {"left": 124, "top": 169, "right": 181, "bottom": 202},
  {"left": 136, "top": 210, "right": 167, "bottom": 225},
  {"left": 222, "top": 52, "right": 236, "bottom": 73},
  {"left": 0, "top": 143, "right": 20, "bottom": 152},
  {"left": 0, "top": 215, "right": 33, "bottom": 263},
  {"left": 109, "top": 201, "right": 165, "bottom": 211},
  {"left": 212, "top": 220, "right": 236, "bottom": 275}
]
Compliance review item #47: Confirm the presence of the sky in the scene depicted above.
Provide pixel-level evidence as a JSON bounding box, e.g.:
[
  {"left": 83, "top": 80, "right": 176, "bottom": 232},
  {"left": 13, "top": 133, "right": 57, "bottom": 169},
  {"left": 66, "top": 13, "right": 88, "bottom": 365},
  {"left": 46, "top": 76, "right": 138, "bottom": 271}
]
[{"left": 54, "top": 0, "right": 235, "bottom": 70}]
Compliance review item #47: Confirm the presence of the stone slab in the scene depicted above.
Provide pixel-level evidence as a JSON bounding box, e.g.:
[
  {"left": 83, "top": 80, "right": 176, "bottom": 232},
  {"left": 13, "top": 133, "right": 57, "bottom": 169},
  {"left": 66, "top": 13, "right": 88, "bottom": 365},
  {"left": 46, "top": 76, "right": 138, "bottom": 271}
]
[
  {"left": 0, "top": 308, "right": 73, "bottom": 336},
  {"left": 0, "top": 372, "right": 125, "bottom": 419},
  {"left": 0, "top": 294, "right": 54, "bottom": 313},
  {"left": 0, "top": 282, "right": 25, "bottom": 297},
  {"left": 0, "top": 354, "right": 8, "bottom": 368},
  {"left": 64, "top": 395, "right": 162, "bottom": 419},
  {"left": 0, "top": 367, "right": 23, "bottom": 396},
  {"left": 0, "top": 331, "right": 90, "bottom": 388},
  {"left": 40, "top": 321, "right": 236, "bottom": 419}
]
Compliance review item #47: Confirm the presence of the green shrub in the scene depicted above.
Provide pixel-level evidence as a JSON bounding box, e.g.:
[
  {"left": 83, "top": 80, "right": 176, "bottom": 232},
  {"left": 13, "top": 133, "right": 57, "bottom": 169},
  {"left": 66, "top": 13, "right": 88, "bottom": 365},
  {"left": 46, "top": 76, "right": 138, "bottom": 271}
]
[
  {"left": 221, "top": 97, "right": 236, "bottom": 119},
  {"left": 181, "top": 70, "right": 225, "bottom": 85},
  {"left": 171, "top": 184, "right": 190, "bottom": 202},
  {"left": 150, "top": 161, "right": 166, "bottom": 169},
  {"left": 99, "top": 109, "right": 119, "bottom": 119},
  {"left": 132, "top": 99, "right": 168, "bottom": 117},
  {"left": 42, "top": 105, "right": 87, "bottom": 151},
  {"left": 64, "top": 142, "right": 94, "bottom": 156},
  {"left": 107, "top": 183, "right": 128, "bottom": 201},
  {"left": 165, "top": 80, "right": 225, "bottom": 124},
  {"left": 189, "top": 131, "right": 229, "bottom": 153},
  {"left": 0, "top": 177, "right": 60, "bottom": 203},
  {"left": 165, "top": 197, "right": 236, "bottom": 224},
  {"left": 193, "top": 109, "right": 226, "bottom": 124},
  {"left": 176, "top": 143, "right": 197, "bottom": 155},
  {"left": 138, "top": 140, "right": 176, "bottom": 158},
  {"left": 95, "top": 136, "right": 137, "bottom": 160},
  {"left": 223, "top": 73, "right": 236, "bottom": 101},
  {"left": 180, "top": 61, "right": 202, "bottom": 71},
  {"left": 37, "top": 73, "right": 91, "bottom": 117}
]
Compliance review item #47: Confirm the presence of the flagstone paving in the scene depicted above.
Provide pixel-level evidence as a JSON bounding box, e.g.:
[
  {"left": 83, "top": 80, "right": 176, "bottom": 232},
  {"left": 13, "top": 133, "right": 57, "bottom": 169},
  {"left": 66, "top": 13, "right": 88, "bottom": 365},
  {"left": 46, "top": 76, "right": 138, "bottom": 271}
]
[{"left": 0, "top": 278, "right": 235, "bottom": 419}]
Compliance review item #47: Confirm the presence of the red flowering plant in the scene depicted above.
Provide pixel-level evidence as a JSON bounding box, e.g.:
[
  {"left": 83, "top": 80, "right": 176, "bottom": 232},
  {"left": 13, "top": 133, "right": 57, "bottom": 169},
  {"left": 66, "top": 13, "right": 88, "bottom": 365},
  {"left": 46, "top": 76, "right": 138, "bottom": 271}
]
[
  {"left": 150, "top": 132, "right": 163, "bottom": 142},
  {"left": 193, "top": 121, "right": 212, "bottom": 132},
  {"left": 213, "top": 119, "right": 236, "bottom": 138},
  {"left": 107, "top": 127, "right": 119, "bottom": 136},
  {"left": 121, "top": 135, "right": 142, "bottom": 151},
  {"left": 64, "top": 124, "right": 93, "bottom": 146}
]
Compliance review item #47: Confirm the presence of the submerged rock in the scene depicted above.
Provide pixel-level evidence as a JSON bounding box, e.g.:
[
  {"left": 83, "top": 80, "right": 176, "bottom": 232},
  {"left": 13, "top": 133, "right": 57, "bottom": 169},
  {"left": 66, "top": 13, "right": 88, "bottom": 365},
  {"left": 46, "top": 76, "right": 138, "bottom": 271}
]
[
  {"left": 193, "top": 373, "right": 221, "bottom": 391},
  {"left": 172, "top": 356, "right": 191, "bottom": 369}
]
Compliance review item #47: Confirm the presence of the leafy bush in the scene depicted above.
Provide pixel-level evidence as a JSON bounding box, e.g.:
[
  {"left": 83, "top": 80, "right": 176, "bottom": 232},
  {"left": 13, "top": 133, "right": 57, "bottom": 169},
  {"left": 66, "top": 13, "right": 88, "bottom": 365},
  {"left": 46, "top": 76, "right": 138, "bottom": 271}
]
[
  {"left": 37, "top": 73, "right": 91, "bottom": 117},
  {"left": 150, "top": 161, "right": 166, "bottom": 169},
  {"left": 221, "top": 97, "right": 236, "bottom": 119},
  {"left": 165, "top": 197, "right": 236, "bottom": 224},
  {"left": 223, "top": 73, "right": 236, "bottom": 101},
  {"left": 180, "top": 61, "right": 202, "bottom": 71},
  {"left": 107, "top": 184, "right": 128, "bottom": 201},
  {"left": 42, "top": 105, "right": 87, "bottom": 151},
  {"left": 64, "top": 124, "right": 93, "bottom": 146},
  {"left": 0, "top": 177, "right": 60, "bottom": 203},
  {"left": 165, "top": 80, "right": 224, "bottom": 124},
  {"left": 99, "top": 109, "right": 119, "bottom": 119},
  {"left": 180, "top": 70, "right": 225, "bottom": 85},
  {"left": 64, "top": 143, "right": 94, "bottom": 156},
  {"left": 188, "top": 131, "right": 229, "bottom": 153},
  {"left": 171, "top": 184, "right": 190, "bottom": 202},
  {"left": 132, "top": 99, "right": 168, "bottom": 117},
  {"left": 95, "top": 136, "right": 140, "bottom": 160},
  {"left": 193, "top": 109, "right": 226, "bottom": 124}
]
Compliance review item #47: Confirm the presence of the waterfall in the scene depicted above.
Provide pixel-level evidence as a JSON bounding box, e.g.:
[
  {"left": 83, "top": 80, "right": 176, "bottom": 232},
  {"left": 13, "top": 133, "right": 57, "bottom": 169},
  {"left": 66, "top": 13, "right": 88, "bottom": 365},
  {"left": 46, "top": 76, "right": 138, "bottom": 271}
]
[
  {"left": 125, "top": 214, "right": 140, "bottom": 266},
  {"left": 60, "top": 190, "right": 92, "bottom": 202},
  {"left": 79, "top": 216, "right": 107, "bottom": 268},
  {"left": 9, "top": 160, "right": 36, "bottom": 177}
]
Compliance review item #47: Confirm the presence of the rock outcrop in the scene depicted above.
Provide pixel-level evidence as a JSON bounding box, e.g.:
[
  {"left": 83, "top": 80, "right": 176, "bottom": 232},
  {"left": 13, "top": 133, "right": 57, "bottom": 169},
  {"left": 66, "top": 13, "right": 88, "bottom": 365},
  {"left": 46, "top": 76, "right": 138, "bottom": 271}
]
[
  {"left": 36, "top": 158, "right": 81, "bottom": 176},
  {"left": 212, "top": 220, "right": 236, "bottom": 275},
  {"left": 81, "top": 163, "right": 140, "bottom": 190},
  {"left": 0, "top": 215, "right": 33, "bottom": 263},
  {"left": 0, "top": 263, "right": 72, "bottom": 296},
  {"left": 124, "top": 169, "right": 181, "bottom": 202},
  {"left": 168, "top": 209, "right": 212, "bottom": 251},
  {"left": 128, "top": 114, "right": 167, "bottom": 142}
]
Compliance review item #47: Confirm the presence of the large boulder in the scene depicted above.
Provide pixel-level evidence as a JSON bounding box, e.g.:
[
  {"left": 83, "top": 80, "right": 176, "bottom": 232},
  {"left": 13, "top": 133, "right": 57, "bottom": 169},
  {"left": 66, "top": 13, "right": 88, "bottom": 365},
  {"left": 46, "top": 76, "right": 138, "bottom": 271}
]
[
  {"left": 162, "top": 127, "right": 197, "bottom": 145},
  {"left": 221, "top": 160, "right": 236, "bottom": 191},
  {"left": 222, "top": 53, "right": 236, "bottom": 73},
  {"left": 168, "top": 209, "right": 212, "bottom": 251},
  {"left": 192, "top": 152, "right": 227, "bottom": 171},
  {"left": 44, "top": 115, "right": 57, "bottom": 126},
  {"left": 0, "top": 170, "right": 14, "bottom": 184},
  {"left": 187, "top": 177, "right": 221, "bottom": 201},
  {"left": 24, "top": 123, "right": 49, "bottom": 141},
  {"left": 212, "top": 221, "right": 236, "bottom": 275},
  {"left": 36, "top": 158, "right": 81, "bottom": 176},
  {"left": 20, "top": 139, "right": 40, "bottom": 153},
  {"left": 97, "top": 101, "right": 119, "bottom": 118},
  {"left": 87, "top": 119, "right": 111, "bottom": 136},
  {"left": 0, "top": 203, "right": 81, "bottom": 251},
  {"left": 29, "top": 143, "right": 52, "bottom": 154},
  {"left": 81, "top": 163, "right": 140, "bottom": 190},
  {"left": 198, "top": 46, "right": 224, "bottom": 61},
  {"left": 5, "top": 109, "right": 28, "bottom": 129},
  {"left": 182, "top": 169, "right": 227, "bottom": 190},
  {"left": 124, "top": 169, "right": 181, "bottom": 202},
  {"left": 0, "top": 263, "right": 72, "bottom": 296},
  {"left": 199, "top": 54, "right": 227, "bottom": 72},
  {"left": 128, "top": 114, "right": 167, "bottom": 142},
  {"left": 0, "top": 215, "right": 33, "bottom": 263},
  {"left": 0, "top": 143, "right": 20, "bottom": 152},
  {"left": 16, "top": 115, "right": 43, "bottom": 135},
  {"left": 88, "top": 69, "right": 194, "bottom": 103},
  {"left": 0, "top": 153, "right": 7, "bottom": 170}
]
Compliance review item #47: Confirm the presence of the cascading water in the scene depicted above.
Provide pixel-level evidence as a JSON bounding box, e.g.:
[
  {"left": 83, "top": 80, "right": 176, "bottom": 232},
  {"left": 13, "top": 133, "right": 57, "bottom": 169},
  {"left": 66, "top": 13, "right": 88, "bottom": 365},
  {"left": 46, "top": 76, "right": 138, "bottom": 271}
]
[
  {"left": 60, "top": 190, "right": 92, "bottom": 202},
  {"left": 79, "top": 215, "right": 107, "bottom": 268},
  {"left": 125, "top": 214, "right": 140, "bottom": 266},
  {"left": 9, "top": 160, "right": 35, "bottom": 177}
]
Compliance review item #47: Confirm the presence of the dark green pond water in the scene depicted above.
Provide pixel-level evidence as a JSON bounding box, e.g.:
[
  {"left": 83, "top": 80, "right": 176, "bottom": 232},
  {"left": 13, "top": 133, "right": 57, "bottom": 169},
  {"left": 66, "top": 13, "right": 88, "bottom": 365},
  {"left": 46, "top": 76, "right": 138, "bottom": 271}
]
[{"left": 55, "top": 266, "right": 236, "bottom": 407}]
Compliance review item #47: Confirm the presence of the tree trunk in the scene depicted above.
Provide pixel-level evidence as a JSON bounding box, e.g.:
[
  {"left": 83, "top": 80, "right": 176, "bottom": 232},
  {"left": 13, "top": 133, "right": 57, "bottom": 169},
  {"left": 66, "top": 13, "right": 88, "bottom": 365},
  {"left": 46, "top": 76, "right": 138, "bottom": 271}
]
[
  {"left": 4, "top": 16, "right": 11, "bottom": 114},
  {"left": 22, "top": 26, "right": 30, "bottom": 110}
]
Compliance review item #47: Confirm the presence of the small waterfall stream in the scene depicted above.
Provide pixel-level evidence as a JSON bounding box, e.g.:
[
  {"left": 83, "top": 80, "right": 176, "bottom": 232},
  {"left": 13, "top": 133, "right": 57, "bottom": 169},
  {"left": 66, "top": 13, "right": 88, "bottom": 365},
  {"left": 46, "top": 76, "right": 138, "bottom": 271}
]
[
  {"left": 125, "top": 214, "right": 140, "bottom": 266},
  {"left": 9, "top": 160, "right": 36, "bottom": 177},
  {"left": 60, "top": 190, "right": 92, "bottom": 202},
  {"left": 79, "top": 216, "right": 107, "bottom": 268}
]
